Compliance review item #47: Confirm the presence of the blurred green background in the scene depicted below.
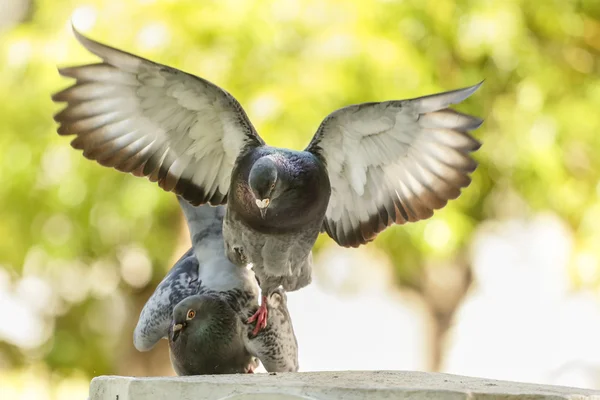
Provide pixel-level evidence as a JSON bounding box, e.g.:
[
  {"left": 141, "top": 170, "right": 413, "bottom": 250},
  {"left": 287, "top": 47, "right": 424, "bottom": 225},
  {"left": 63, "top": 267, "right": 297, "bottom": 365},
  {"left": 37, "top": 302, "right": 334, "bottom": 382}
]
[{"left": 1, "top": 0, "right": 600, "bottom": 398}]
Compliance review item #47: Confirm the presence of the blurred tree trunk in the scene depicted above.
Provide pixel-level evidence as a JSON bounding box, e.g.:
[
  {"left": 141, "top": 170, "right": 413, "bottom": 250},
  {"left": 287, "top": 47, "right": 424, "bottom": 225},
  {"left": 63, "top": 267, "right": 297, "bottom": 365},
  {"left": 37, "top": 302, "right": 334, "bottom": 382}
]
[{"left": 408, "top": 255, "right": 473, "bottom": 372}]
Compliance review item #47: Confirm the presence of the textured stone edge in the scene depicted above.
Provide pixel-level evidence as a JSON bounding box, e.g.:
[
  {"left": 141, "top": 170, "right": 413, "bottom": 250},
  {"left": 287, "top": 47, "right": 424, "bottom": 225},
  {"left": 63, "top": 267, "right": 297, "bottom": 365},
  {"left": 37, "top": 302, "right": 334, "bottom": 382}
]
[{"left": 89, "top": 371, "right": 600, "bottom": 400}]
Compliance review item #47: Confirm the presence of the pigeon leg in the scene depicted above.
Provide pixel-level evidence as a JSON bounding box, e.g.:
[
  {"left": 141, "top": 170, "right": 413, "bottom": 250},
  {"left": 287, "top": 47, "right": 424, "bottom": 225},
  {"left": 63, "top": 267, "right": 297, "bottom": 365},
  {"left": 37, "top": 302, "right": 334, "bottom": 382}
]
[{"left": 247, "top": 295, "right": 268, "bottom": 336}]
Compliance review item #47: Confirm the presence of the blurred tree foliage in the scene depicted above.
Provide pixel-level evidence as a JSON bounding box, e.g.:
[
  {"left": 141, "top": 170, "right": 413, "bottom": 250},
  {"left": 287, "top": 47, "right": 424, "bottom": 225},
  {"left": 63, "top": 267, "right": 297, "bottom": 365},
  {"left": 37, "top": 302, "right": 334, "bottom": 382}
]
[{"left": 0, "top": 0, "right": 599, "bottom": 381}]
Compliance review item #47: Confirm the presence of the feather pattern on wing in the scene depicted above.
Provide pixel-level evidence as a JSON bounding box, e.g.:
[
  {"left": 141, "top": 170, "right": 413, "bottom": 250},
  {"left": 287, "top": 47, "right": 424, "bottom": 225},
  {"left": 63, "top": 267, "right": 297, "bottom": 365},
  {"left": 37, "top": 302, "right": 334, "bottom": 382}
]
[
  {"left": 52, "top": 26, "right": 263, "bottom": 206},
  {"left": 134, "top": 201, "right": 298, "bottom": 373},
  {"left": 133, "top": 248, "right": 201, "bottom": 351},
  {"left": 306, "top": 82, "right": 484, "bottom": 247},
  {"left": 133, "top": 245, "right": 258, "bottom": 353}
]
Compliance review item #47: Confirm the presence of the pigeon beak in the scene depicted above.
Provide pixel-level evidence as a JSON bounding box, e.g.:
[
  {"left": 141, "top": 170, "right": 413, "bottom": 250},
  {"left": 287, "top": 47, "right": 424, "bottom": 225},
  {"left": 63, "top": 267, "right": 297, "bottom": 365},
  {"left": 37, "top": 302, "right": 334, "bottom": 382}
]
[
  {"left": 172, "top": 323, "right": 184, "bottom": 342},
  {"left": 259, "top": 208, "right": 267, "bottom": 219},
  {"left": 255, "top": 198, "right": 270, "bottom": 219}
]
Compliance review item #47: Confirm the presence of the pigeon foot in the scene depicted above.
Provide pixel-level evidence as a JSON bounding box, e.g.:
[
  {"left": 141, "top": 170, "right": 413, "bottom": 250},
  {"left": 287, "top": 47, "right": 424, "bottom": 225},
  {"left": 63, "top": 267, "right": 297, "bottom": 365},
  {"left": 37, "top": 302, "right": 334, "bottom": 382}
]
[{"left": 247, "top": 296, "right": 268, "bottom": 336}]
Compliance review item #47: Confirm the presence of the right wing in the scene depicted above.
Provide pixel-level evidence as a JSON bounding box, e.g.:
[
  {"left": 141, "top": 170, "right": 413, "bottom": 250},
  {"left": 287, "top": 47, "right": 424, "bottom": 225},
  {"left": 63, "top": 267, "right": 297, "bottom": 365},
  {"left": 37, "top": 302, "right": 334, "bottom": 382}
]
[
  {"left": 52, "top": 26, "right": 264, "bottom": 206},
  {"left": 244, "top": 289, "right": 299, "bottom": 372},
  {"left": 133, "top": 248, "right": 201, "bottom": 351},
  {"left": 305, "top": 83, "right": 483, "bottom": 247}
]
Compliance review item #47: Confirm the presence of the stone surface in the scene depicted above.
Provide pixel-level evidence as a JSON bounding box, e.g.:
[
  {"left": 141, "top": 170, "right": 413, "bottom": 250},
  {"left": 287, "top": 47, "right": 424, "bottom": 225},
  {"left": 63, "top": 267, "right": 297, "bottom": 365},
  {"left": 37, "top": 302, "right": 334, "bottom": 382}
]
[{"left": 89, "top": 371, "right": 600, "bottom": 400}]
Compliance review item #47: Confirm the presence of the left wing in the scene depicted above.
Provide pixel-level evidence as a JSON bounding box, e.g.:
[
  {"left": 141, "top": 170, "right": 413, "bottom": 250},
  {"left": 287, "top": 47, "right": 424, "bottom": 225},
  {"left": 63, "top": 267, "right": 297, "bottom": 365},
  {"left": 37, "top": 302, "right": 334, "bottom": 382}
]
[
  {"left": 305, "top": 82, "right": 484, "bottom": 247},
  {"left": 52, "top": 26, "right": 264, "bottom": 206},
  {"left": 244, "top": 289, "right": 299, "bottom": 372},
  {"left": 134, "top": 248, "right": 201, "bottom": 351}
]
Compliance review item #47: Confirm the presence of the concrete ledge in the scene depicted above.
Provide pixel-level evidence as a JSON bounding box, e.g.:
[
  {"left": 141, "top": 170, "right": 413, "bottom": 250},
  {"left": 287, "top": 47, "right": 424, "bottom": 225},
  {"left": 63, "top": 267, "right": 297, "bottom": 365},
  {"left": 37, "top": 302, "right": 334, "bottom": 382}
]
[{"left": 89, "top": 371, "right": 600, "bottom": 400}]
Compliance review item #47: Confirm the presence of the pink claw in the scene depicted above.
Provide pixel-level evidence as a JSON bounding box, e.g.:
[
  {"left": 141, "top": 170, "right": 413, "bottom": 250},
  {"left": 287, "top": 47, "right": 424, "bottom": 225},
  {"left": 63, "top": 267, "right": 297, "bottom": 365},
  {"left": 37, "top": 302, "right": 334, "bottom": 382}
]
[{"left": 247, "top": 296, "right": 268, "bottom": 336}]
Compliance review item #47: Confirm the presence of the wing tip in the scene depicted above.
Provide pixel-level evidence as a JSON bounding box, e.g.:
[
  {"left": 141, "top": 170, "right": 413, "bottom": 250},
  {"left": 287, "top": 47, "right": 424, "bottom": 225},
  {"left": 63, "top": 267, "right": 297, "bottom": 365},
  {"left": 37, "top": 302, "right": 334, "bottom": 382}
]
[
  {"left": 415, "top": 79, "right": 485, "bottom": 113},
  {"left": 470, "top": 116, "right": 484, "bottom": 130},
  {"left": 52, "top": 110, "right": 63, "bottom": 123},
  {"left": 70, "top": 21, "right": 99, "bottom": 56},
  {"left": 56, "top": 66, "right": 79, "bottom": 79},
  {"left": 51, "top": 89, "right": 66, "bottom": 102},
  {"left": 465, "top": 79, "right": 485, "bottom": 95},
  {"left": 457, "top": 112, "right": 484, "bottom": 132},
  {"left": 70, "top": 20, "right": 83, "bottom": 41},
  {"left": 444, "top": 80, "right": 484, "bottom": 105},
  {"left": 470, "top": 137, "right": 483, "bottom": 152},
  {"left": 57, "top": 123, "right": 73, "bottom": 136}
]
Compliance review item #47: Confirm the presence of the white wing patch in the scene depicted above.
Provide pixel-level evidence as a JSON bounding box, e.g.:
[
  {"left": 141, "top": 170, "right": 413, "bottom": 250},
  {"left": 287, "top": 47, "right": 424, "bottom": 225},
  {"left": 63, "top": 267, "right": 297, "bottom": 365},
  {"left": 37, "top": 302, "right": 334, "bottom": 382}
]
[
  {"left": 53, "top": 26, "right": 263, "bottom": 206},
  {"left": 307, "top": 83, "right": 484, "bottom": 247}
]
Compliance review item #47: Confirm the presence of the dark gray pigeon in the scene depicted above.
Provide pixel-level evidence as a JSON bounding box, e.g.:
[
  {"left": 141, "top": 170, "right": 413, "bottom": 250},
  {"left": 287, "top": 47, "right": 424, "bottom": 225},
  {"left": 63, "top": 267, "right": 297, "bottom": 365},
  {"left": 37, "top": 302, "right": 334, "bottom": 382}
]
[
  {"left": 133, "top": 199, "right": 299, "bottom": 374},
  {"left": 53, "top": 27, "right": 483, "bottom": 333}
]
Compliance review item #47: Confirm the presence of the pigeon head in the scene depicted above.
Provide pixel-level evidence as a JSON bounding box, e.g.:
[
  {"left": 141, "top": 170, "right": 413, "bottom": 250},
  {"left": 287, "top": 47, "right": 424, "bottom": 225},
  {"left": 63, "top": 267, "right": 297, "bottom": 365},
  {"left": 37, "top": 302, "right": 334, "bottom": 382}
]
[
  {"left": 171, "top": 295, "right": 227, "bottom": 342},
  {"left": 248, "top": 157, "right": 280, "bottom": 219}
]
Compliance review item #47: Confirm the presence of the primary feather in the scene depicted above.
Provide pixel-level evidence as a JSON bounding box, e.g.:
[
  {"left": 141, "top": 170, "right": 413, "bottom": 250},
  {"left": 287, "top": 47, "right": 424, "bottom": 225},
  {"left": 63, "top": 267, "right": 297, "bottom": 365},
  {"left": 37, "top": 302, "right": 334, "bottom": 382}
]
[
  {"left": 53, "top": 25, "right": 263, "bottom": 206},
  {"left": 306, "top": 83, "right": 483, "bottom": 247}
]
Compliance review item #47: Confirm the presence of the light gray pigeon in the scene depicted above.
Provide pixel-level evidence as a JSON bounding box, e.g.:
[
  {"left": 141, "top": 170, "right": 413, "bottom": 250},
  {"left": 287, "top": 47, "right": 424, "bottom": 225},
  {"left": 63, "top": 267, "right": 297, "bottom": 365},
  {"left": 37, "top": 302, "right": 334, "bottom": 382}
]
[
  {"left": 133, "top": 198, "right": 299, "bottom": 374},
  {"left": 53, "top": 27, "right": 483, "bottom": 333}
]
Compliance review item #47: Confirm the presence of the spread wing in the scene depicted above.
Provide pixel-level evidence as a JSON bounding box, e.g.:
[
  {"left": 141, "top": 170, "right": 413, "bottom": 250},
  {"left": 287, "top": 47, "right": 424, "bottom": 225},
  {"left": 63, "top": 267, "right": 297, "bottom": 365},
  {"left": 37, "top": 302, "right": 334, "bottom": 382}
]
[
  {"left": 52, "top": 26, "right": 263, "bottom": 206},
  {"left": 133, "top": 248, "right": 201, "bottom": 351},
  {"left": 244, "top": 289, "right": 299, "bottom": 372},
  {"left": 305, "top": 82, "right": 484, "bottom": 247}
]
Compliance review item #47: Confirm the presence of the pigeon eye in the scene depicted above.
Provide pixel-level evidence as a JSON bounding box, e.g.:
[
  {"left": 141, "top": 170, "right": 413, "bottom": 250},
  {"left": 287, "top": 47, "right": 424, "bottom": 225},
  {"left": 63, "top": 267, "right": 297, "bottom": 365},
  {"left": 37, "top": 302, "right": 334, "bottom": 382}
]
[
  {"left": 186, "top": 310, "right": 196, "bottom": 320},
  {"left": 270, "top": 183, "right": 275, "bottom": 190}
]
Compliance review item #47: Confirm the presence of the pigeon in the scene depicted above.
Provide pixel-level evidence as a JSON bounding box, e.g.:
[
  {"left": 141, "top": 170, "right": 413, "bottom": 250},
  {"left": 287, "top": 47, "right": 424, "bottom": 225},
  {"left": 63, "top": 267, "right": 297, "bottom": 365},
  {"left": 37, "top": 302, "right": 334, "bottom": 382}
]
[
  {"left": 53, "top": 26, "right": 484, "bottom": 333},
  {"left": 133, "top": 198, "right": 299, "bottom": 374}
]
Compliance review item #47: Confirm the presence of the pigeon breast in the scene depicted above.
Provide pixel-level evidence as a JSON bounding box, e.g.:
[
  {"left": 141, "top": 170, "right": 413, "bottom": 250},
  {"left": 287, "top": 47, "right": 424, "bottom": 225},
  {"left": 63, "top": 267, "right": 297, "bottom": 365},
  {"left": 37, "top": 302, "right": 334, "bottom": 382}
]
[{"left": 229, "top": 146, "right": 331, "bottom": 234}]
